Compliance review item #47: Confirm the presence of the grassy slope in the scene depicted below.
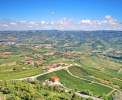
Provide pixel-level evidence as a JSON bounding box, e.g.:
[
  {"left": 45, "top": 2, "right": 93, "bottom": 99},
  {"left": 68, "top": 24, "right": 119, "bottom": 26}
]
[
  {"left": 71, "top": 54, "right": 122, "bottom": 90},
  {"left": 37, "top": 70, "right": 112, "bottom": 97},
  {"left": 0, "top": 68, "right": 42, "bottom": 80}
]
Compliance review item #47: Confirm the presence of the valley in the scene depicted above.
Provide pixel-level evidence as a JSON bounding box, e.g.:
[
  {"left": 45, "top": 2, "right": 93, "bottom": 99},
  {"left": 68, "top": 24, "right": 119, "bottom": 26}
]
[{"left": 0, "top": 30, "right": 122, "bottom": 100}]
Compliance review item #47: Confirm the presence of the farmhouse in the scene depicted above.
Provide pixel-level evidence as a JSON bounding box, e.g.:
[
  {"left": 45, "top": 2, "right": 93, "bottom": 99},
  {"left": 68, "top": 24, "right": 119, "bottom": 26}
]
[
  {"left": 50, "top": 76, "right": 60, "bottom": 82},
  {"left": 43, "top": 76, "right": 62, "bottom": 86},
  {"left": 47, "top": 63, "right": 60, "bottom": 71}
]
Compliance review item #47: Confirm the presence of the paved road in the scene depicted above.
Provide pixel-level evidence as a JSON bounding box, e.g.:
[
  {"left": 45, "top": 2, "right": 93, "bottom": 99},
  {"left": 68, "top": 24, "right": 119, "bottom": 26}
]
[
  {"left": 14, "top": 65, "right": 72, "bottom": 80},
  {"left": 75, "top": 92, "right": 103, "bottom": 100},
  {"left": 12, "top": 63, "right": 120, "bottom": 100},
  {"left": 14, "top": 64, "right": 104, "bottom": 100}
]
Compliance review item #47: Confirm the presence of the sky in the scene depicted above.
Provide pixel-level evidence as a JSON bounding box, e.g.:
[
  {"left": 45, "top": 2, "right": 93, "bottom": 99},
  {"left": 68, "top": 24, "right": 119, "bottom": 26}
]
[{"left": 0, "top": 0, "right": 122, "bottom": 30}]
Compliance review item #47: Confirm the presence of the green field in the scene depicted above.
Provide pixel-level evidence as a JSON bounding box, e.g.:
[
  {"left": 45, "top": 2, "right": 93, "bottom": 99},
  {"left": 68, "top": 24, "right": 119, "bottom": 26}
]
[
  {"left": 37, "top": 70, "right": 112, "bottom": 97},
  {"left": 0, "top": 31, "right": 122, "bottom": 99},
  {"left": 0, "top": 68, "right": 42, "bottom": 80},
  {"left": 69, "top": 63, "right": 122, "bottom": 90}
]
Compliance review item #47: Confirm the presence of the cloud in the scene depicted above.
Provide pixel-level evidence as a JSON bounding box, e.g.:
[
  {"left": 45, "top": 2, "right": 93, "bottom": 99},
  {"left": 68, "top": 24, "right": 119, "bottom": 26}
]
[
  {"left": 0, "top": 15, "right": 122, "bottom": 30},
  {"left": 27, "top": 25, "right": 33, "bottom": 28},
  {"left": 55, "top": 18, "right": 74, "bottom": 29},
  {"left": 19, "top": 20, "right": 27, "bottom": 23},
  {"left": 81, "top": 19, "right": 90, "bottom": 24},
  {"left": 104, "top": 15, "right": 120, "bottom": 27},
  {"left": 40, "top": 20, "right": 47, "bottom": 25},
  {"left": 79, "top": 16, "right": 121, "bottom": 30},
  {"left": 9, "top": 22, "right": 17, "bottom": 25},
  {"left": 80, "top": 19, "right": 100, "bottom": 26},
  {"left": 2, "top": 24, "right": 9, "bottom": 27},
  {"left": 28, "top": 21, "right": 36, "bottom": 25}
]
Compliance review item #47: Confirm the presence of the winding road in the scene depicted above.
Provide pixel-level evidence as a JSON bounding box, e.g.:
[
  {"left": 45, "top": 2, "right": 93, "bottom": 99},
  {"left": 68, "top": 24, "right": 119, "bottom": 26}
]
[{"left": 12, "top": 63, "right": 120, "bottom": 100}]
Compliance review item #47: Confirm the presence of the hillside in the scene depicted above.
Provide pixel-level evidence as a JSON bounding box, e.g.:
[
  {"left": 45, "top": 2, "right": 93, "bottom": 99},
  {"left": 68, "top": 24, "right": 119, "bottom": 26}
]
[{"left": 0, "top": 30, "right": 122, "bottom": 100}]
